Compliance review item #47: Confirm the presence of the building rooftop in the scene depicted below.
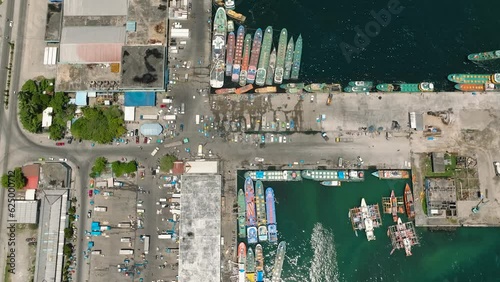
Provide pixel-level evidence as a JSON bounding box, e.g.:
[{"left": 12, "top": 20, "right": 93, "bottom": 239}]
[
  {"left": 63, "top": 0, "right": 128, "bottom": 16},
  {"left": 55, "top": 63, "right": 121, "bottom": 92},
  {"left": 13, "top": 200, "right": 39, "bottom": 224},
  {"left": 126, "top": 0, "right": 167, "bottom": 45},
  {"left": 432, "top": 152, "right": 446, "bottom": 173},
  {"left": 34, "top": 189, "right": 68, "bottom": 282},
  {"left": 42, "top": 107, "right": 53, "bottom": 128},
  {"left": 60, "top": 26, "right": 125, "bottom": 63},
  {"left": 22, "top": 164, "right": 40, "bottom": 189},
  {"left": 45, "top": 3, "right": 62, "bottom": 42},
  {"left": 179, "top": 174, "right": 221, "bottom": 282},
  {"left": 139, "top": 123, "right": 163, "bottom": 136},
  {"left": 184, "top": 161, "right": 219, "bottom": 174},
  {"left": 121, "top": 46, "right": 165, "bottom": 90}
]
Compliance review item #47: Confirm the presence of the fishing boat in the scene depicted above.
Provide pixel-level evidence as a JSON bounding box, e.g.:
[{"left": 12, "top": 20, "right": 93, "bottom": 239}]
[
  {"left": 227, "top": 10, "right": 246, "bottom": 23},
  {"left": 227, "top": 20, "right": 235, "bottom": 32},
  {"left": 245, "top": 177, "right": 257, "bottom": 227},
  {"left": 235, "top": 84, "right": 253, "bottom": 94},
  {"left": 244, "top": 170, "right": 302, "bottom": 181},
  {"left": 349, "top": 81, "right": 373, "bottom": 87},
  {"left": 447, "top": 73, "right": 494, "bottom": 84},
  {"left": 266, "top": 48, "right": 277, "bottom": 85},
  {"left": 397, "top": 218, "right": 413, "bottom": 256},
  {"left": 360, "top": 198, "right": 376, "bottom": 241},
  {"left": 215, "top": 88, "right": 236, "bottom": 94},
  {"left": 283, "top": 37, "right": 294, "bottom": 80},
  {"left": 274, "top": 28, "right": 288, "bottom": 84},
  {"left": 327, "top": 83, "right": 343, "bottom": 92},
  {"left": 391, "top": 190, "right": 398, "bottom": 222},
  {"left": 344, "top": 86, "right": 371, "bottom": 92},
  {"left": 320, "top": 180, "right": 341, "bottom": 187},
  {"left": 301, "top": 169, "right": 363, "bottom": 181},
  {"left": 240, "top": 34, "right": 252, "bottom": 86},
  {"left": 372, "top": 170, "right": 410, "bottom": 179},
  {"left": 255, "top": 244, "right": 265, "bottom": 282},
  {"left": 376, "top": 82, "right": 434, "bottom": 92},
  {"left": 224, "top": 0, "right": 235, "bottom": 10},
  {"left": 468, "top": 50, "right": 500, "bottom": 61},
  {"left": 280, "top": 83, "right": 305, "bottom": 90},
  {"left": 232, "top": 26, "right": 245, "bottom": 83},
  {"left": 246, "top": 247, "right": 256, "bottom": 282},
  {"left": 225, "top": 32, "right": 235, "bottom": 76},
  {"left": 256, "top": 26, "right": 273, "bottom": 86},
  {"left": 210, "top": 7, "right": 227, "bottom": 88},
  {"left": 454, "top": 83, "right": 497, "bottom": 91},
  {"left": 237, "top": 189, "right": 247, "bottom": 238},
  {"left": 271, "top": 242, "right": 286, "bottom": 282},
  {"left": 304, "top": 83, "right": 326, "bottom": 93},
  {"left": 404, "top": 184, "right": 415, "bottom": 219},
  {"left": 247, "top": 226, "right": 258, "bottom": 244},
  {"left": 254, "top": 86, "right": 277, "bottom": 93},
  {"left": 266, "top": 187, "right": 278, "bottom": 243},
  {"left": 290, "top": 35, "right": 302, "bottom": 80},
  {"left": 238, "top": 242, "right": 246, "bottom": 282},
  {"left": 247, "top": 28, "right": 262, "bottom": 84},
  {"left": 255, "top": 181, "right": 268, "bottom": 242}
]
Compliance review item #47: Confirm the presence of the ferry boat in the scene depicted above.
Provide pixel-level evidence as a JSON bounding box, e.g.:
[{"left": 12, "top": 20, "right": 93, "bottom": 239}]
[
  {"left": 302, "top": 170, "right": 364, "bottom": 182},
  {"left": 376, "top": 82, "right": 434, "bottom": 92},
  {"left": 244, "top": 170, "right": 301, "bottom": 181},
  {"left": 404, "top": 184, "right": 415, "bottom": 219},
  {"left": 320, "top": 180, "right": 341, "bottom": 187},
  {"left": 360, "top": 198, "right": 376, "bottom": 241},
  {"left": 255, "top": 244, "right": 265, "bottom": 282},
  {"left": 391, "top": 190, "right": 398, "bottom": 222},
  {"left": 468, "top": 50, "right": 500, "bottom": 61},
  {"left": 266, "top": 48, "right": 277, "bottom": 86},
  {"left": 254, "top": 86, "right": 277, "bottom": 93},
  {"left": 240, "top": 34, "right": 252, "bottom": 86},
  {"left": 247, "top": 28, "right": 262, "bottom": 84},
  {"left": 266, "top": 187, "right": 278, "bottom": 243},
  {"left": 247, "top": 226, "right": 258, "bottom": 244},
  {"left": 237, "top": 189, "right": 247, "bottom": 238},
  {"left": 246, "top": 247, "right": 256, "bottom": 282},
  {"left": 344, "top": 86, "right": 371, "bottom": 92},
  {"left": 348, "top": 170, "right": 365, "bottom": 181},
  {"left": 274, "top": 28, "right": 288, "bottom": 84},
  {"left": 238, "top": 242, "right": 246, "bottom": 282},
  {"left": 225, "top": 32, "right": 235, "bottom": 76},
  {"left": 290, "top": 35, "right": 302, "bottom": 80},
  {"left": 372, "top": 170, "right": 410, "bottom": 179},
  {"left": 256, "top": 26, "right": 273, "bottom": 86},
  {"left": 255, "top": 181, "right": 268, "bottom": 242},
  {"left": 245, "top": 177, "right": 257, "bottom": 227},
  {"left": 454, "top": 83, "right": 497, "bottom": 91},
  {"left": 232, "top": 25, "right": 245, "bottom": 83},
  {"left": 270, "top": 242, "right": 286, "bottom": 282},
  {"left": 283, "top": 37, "right": 294, "bottom": 80},
  {"left": 210, "top": 8, "right": 227, "bottom": 88},
  {"left": 447, "top": 73, "right": 496, "bottom": 84}
]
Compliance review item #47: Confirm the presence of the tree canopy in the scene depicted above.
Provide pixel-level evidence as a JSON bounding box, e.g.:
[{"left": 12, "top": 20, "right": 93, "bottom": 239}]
[
  {"left": 2, "top": 167, "right": 27, "bottom": 189},
  {"left": 90, "top": 157, "right": 108, "bottom": 178},
  {"left": 160, "top": 155, "right": 177, "bottom": 172},
  {"left": 111, "top": 160, "right": 138, "bottom": 177},
  {"left": 71, "top": 106, "right": 127, "bottom": 144}
]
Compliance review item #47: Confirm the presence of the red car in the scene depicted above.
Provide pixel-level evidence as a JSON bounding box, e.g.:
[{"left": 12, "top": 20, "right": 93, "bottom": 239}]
[
  {"left": 88, "top": 190, "right": 93, "bottom": 197},
  {"left": 143, "top": 137, "right": 148, "bottom": 144},
  {"left": 55, "top": 142, "right": 65, "bottom": 146},
  {"left": 136, "top": 136, "right": 139, "bottom": 144},
  {"left": 160, "top": 104, "right": 167, "bottom": 108}
]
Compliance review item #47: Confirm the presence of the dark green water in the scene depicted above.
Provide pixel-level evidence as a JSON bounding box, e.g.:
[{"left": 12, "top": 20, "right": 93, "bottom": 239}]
[
  {"left": 238, "top": 171, "right": 500, "bottom": 281},
  {"left": 237, "top": 0, "right": 500, "bottom": 90}
]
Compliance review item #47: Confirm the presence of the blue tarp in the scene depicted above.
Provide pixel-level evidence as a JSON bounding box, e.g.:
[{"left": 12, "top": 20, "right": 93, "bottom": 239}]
[
  {"left": 75, "top": 92, "right": 88, "bottom": 106},
  {"left": 256, "top": 171, "right": 264, "bottom": 179},
  {"left": 91, "top": 231, "right": 102, "bottom": 236},
  {"left": 87, "top": 241, "right": 94, "bottom": 249},
  {"left": 124, "top": 92, "right": 156, "bottom": 106},
  {"left": 91, "top": 222, "right": 100, "bottom": 231},
  {"left": 338, "top": 171, "right": 346, "bottom": 179}
]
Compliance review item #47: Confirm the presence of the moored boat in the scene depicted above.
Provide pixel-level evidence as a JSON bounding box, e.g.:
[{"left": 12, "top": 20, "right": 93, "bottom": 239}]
[
  {"left": 376, "top": 82, "right": 434, "bottom": 92},
  {"left": 304, "top": 83, "right": 326, "bottom": 93},
  {"left": 468, "top": 50, "right": 500, "bottom": 61},
  {"left": 391, "top": 190, "right": 398, "bottom": 222},
  {"left": 274, "top": 28, "right": 288, "bottom": 84},
  {"left": 258, "top": 226, "right": 267, "bottom": 242},
  {"left": 247, "top": 28, "right": 262, "bottom": 84},
  {"left": 344, "top": 86, "right": 371, "bottom": 92},
  {"left": 256, "top": 26, "right": 273, "bottom": 86},
  {"left": 245, "top": 177, "right": 256, "bottom": 227},
  {"left": 280, "top": 82, "right": 305, "bottom": 90},
  {"left": 372, "top": 170, "right": 409, "bottom": 179},
  {"left": 301, "top": 169, "right": 353, "bottom": 181},
  {"left": 227, "top": 20, "right": 235, "bottom": 32},
  {"left": 232, "top": 25, "right": 245, "bottom": 83},
  {"left": 225, "top": 32, "right": 235, "bottom": 76},
  {"left": 210, "top": 8, "right": 227, "bottom": 89},
  {"left": 247, "top": 226, "right": 258, "bottom": 244},
  {"left": 320, "top": 180, "right": 341, "bottom": 187},
  {"left": 266, "top": 48, "right": 277, "bottom": 85},
  {"left": 215, "top": 88, "right": 236, "bottom": 94},
  {"left": 348, "top": 81, "right": 373, "bottom": 87},
  {"left": 255, "top": 244, "right": 265, "bottom": 282},
  {"left": 283, "top": 37, "right": 294, "bottom": 80},
  {"left": 227, "top": 9, "right": 246, "bottom": 23},
  {"left": 270, "top": 242, "right": 286, "bottom": 282},
  {"left": 360, "top": 198, "right": 376, "bottom": 241},
  {"left": 225, "top": 0, "right": 235, "bottom": 10},
  {"left": 238, "top": 242, "right": 246, "bottom": 282},
  {"left": 237, "top": 189, "right": 246, "bottom": 238},
  {"left": 454, "top": 83, "right": 497, "bottom": 91},
  {"left": 240, "top": 34, "right": 252, "bottom": 86},
  {"left": 404, "top": 184, "right": 415, "bottom": 219},
  {"left": 447, "top": 73, "right": 494, "bottom": 84},
  {"left": 246, "top": 247, "right": 256, "bottom": 281},
  {"left": 255, "top": 181, "right": 267, "bottom": 242},
  {"left": 266, "top": 187, "right": 278, "bottom": 243},
  {"left": 255, "top": 86, "right": 277, "bottom": 94},
  {"left": 235, "top": 84, "right": 253, "bottom": 94},
  {"left": 290, "top": 35, "right": 302, "bottom": 80}
]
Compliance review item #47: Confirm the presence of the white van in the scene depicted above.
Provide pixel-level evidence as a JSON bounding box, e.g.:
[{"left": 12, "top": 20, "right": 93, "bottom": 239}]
[
  {"left": 151, "top": 147, "right": 160, "bottom": 156},
  {"left": 279, "top": 136, "right": 283, "bottom": 143},
  {"left": 180, "top": 103, "right": 185, "bottom": 114},
  {"left": 195, "top": 115, "right": 200, "bottom": 125},
  {"left": 197, "top": 145, "right": 203, "bottom": 157}
]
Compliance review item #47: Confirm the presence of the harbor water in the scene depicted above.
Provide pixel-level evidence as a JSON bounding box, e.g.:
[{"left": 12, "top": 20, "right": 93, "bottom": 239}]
[
  {"left": 238, "top": 171, "right": 500, "bottom": 281},
  {"left": 237, "top": 0, "right": 500, "bottom": 90}
]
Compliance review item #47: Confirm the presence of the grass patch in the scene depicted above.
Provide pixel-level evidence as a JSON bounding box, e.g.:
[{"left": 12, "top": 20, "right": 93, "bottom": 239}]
[
  {"left": 424, "top": 153, "right": 457, "bottom": 178},
  {"left": 422, "top": 194, "right": 428, "bottom": 215}
]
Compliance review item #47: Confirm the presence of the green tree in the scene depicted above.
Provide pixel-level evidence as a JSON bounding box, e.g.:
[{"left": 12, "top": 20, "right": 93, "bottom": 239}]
[
  {"left": 63, "top": 243, "right": 73, "bottom": 257},
  {"left": 1, "top": 174, "right": 9, "bottom": 188},
  {"left": 68, "top": 206, "right": 76, "bottom": 215},
  {"left": 71, "top": 106, "right": 126, "bottom": 143},
  {"left": 160, "top": 155, "right": 177, "bottom": 172},
  {"left": 90, "top": 157, "right": 107, "bottom": 177},
  {"left": 64, "top": 227, "right": 74, "bottom": 239},
  {"left": 48, "top": 123, "right": 65, "bottom": 140},
  {"left": 13, "top": 167, "right": 26, "bottom": 190}
]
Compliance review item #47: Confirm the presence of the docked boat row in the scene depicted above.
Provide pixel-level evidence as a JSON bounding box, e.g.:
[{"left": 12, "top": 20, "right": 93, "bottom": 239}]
[
  {"left": 302, "top": 170, "right": 364, "bottom": 182},
  {"left": 244, "top": 170, "right": 301, "bottom": 181},
  {"left": 240, "top": 177, "right": 279, "bottom": 244},
  {"left": 344, "top": 81, "right": 435, "bottom": 93},
  {"left": 448, "top": 73, "right": 500, "bottom": 91},
  {"left": 238, "top": 243, "right": 265, "bottom": 282},
  {"left": 467, "top": 50, "right": 500, "bottom": 62}
]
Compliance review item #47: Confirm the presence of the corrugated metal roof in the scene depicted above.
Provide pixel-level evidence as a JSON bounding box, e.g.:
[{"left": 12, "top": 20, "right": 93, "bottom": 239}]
[
  {"left": 64, "top": 0, "right": 128, "bottom": 16},
  {"left": 140, "top": 123, "right": 163, "bottom": 136},
  {"left": 61, "top": 26, "right": 126, "bottom": 44}
]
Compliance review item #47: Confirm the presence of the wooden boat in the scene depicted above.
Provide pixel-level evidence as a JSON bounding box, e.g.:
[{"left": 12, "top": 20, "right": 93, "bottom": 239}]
[{"left": 404, "top": 184, "right": 415, "bottom": 219}]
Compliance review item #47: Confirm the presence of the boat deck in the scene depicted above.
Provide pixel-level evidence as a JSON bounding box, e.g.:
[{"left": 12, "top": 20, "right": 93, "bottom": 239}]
[
  {"left": 244, "top": 170, "right": 302, "bottom": 181},
  {"left": 382, "top": 196, "right": 405, "bottom": 214},
  {"left": 349, "top": 203, "right": 382, "bottom": 232},
  {"left": 387, "top": 221, "right": 419, "bottom": 255}
]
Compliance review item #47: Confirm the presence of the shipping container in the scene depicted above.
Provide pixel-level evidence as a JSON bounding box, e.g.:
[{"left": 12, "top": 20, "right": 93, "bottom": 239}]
[
  {"left": 118, "top": 223, "right": 131, "bottom": 228},
  {"left": 91, "top": 250, "right": 102, "bottom": 255},
  {"left": 168, "top": 198, "right": 180, "bottom": 203},
  {"left": 143, "top": 235, "right": 150, "bottom": 254},
  {"left": 172, "top": 193, "right": 181, "bottom": 198},
  {"left": 158, "top": 234, "right": 172, "bottom": 239}
]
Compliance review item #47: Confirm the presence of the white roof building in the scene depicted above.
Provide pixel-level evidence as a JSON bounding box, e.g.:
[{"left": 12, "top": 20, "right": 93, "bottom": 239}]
[
  {"left": 63, "top": 0, "right": 128, "bottom": 16},
  {"left": 184, "top": 160, "right": 219, "bottom": 174},
  {"left": 42, "top": 107, "right": 53, "bottom": 128},
  {"left": 124, "top": 107, "right": 136, "bottom": 121}
]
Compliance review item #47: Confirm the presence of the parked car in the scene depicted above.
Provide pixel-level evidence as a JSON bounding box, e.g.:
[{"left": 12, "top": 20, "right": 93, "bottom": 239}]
[
  {"left": 134, "top": 129, "right": 139, "bottom": 136},
  {"left": 136, "top": 136, "right": 140, "bottom": 144},
  {"left": 55, "top": 142, "right": 65, "bottom": 146},
  {"left": 143, "top": 137, "right": 148, "bottom": 143},
  {"left": 87, "top": 210, "right": 92, "bottom": 218},
  {"left": 321, "top": 132, "right": 329, "bottom": 141},
  {"left": 88, "top": 190, "right": 93, "bottom": 197},
  {"left": 160, "top": 104, "right": 167, "bottom": 108},
  {"left": 59, "top": 158, "right": 67, "bottom": 162}
]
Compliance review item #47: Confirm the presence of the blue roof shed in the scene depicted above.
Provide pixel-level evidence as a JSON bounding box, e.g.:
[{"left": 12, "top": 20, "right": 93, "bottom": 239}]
[
  {"left": 140, "top": 123, "right": 163, "bottom": 136},
  {"left": 124, "top": 92, "right": 156, "bottom": 106},
  {"left": 75, "top": 91, "right": 88, "bottom": 106}
]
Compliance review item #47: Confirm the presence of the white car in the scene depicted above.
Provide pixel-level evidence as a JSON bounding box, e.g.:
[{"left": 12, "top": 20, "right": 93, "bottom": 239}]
[
  {"left": 48, "top": 157, "right": 54, "bottom": 161},
  {"left": 283, "top": 137, "right": 287, "bottom": 143},
  {"left": 59, "top": 158, "right": 67, "bottom": 162},
  {"left": 270, "top": 134, "right": 274, "bottom": 143}
]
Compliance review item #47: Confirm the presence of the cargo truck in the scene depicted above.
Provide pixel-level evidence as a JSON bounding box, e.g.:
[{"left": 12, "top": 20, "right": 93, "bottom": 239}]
[
  {"left": 140, "top": 114, "right": 158, "bottom": 120},
  {"left": 163, "top": 115, "right": 176, "bottom": 121},
  {"left": 94, "top": 206, "right": 108, "bottom": 212},
  {"left": 119, "top": 249, "right": 134, "bottom": 255}
]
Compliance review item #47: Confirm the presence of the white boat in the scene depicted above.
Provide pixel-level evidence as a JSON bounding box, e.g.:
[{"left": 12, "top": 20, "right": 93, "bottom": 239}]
[
  {"left": 258, "top": 226, "right": 268, "bottom": 242},
  {"left": 225, "top": 0, "right": 235, "bottom": 10},
  {"left": 364, "top": 218, "right": 375, "bottom": 241}
]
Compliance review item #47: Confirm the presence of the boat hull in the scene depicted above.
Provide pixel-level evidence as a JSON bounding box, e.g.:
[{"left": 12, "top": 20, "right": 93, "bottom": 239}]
[
  {"left": 256, "top": 26, "right": 273, "bottom": 86},
  {"left": 245, "top": 177, "right": 257, "bottom": 227},
  {"left": 247, "top": 226, "right": 258, "bottom": 244},
  {"left": 290, "top": 35, "right": 302, "bottom": 80},
  {"left": 468, "top": 50, "right": 500, "bottom": 61},
  {"left": 258, "top": 226, "right": 268, "bottom": 242}
]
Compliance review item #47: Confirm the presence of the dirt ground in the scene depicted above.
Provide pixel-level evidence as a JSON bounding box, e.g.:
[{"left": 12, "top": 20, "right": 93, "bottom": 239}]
[{"left": 7, "top": 224, "right": 37, "bottom": 282}]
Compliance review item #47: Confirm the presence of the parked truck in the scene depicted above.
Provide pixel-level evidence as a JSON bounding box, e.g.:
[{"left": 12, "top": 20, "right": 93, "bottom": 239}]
[
  {"left": 168, "top": 198, "right": 180, "bottom": 203},
  {"left": 140, "top": 114, "right": 158, "bottom": 120},
  {"left": 119, "top": 249, "right": 134, "bottom": 255},
  {"left": 335, "top": 137, "right": 354, "bottom": 143},
  {"left": 163, "top": 115, "right": 176, "bottom": 121},
  {"left": 113, "top": 181, "right": 124, "bottom": 187},
  {"left": 94, "top": 206, "right": 108, "bottom": 212}
]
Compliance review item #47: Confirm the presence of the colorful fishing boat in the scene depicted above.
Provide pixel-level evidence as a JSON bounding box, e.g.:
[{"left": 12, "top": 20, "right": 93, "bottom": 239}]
[
  {"left": 280, "top": 83, "right": 305, "bottom": 90},
  {"left": 344, "top": 86, "right": 371, "bottom": 92},
  {"left": 254, "top": 86, "right": 276, "bottom": 93},
  {"left": 227, "top": 20, "right": 235, "bottom": 32},
  {"left": 372, "top": 170, "right": 410, "bottom": 179},
  {"left": 376, "top": 82, "right": 434, "bottom": 92},
  {"left": 240, "top": 34, "right": 252, "bottom": 86},
  {"left": 283, "top": 37, "right": 294, "bottom": 80},
  {"left": 238, "top": 242, "right": 246, "bottom": 282},
  {"left": 232, "top": 25, "right": 245, "bottom": 83},
  {"left": 245, "top": 177, "right": 256, "bottom": 227},
  {"left": 255, "top": 244, "right": 265, "bottom": 282},
  {"left": 447, "top": 73, "right": 496, "bottom": 84},
  {"left": 215, "top": 88, "right": 236, "bottom": 94},
  {"left": 256, "top": 26, "right": 273, "bottom": 86},
  {"left": 274, "top": 28, "right": 288, "bottom": 84},
  {"left": 404, "top": 184, "right": 415, "bottom": 219},
  {"left": 226, "top": 32, "right": 235, "bottom": 76},
  {"left": 265, "top": 48, "right": 277, "bottom": 86},
  {"left": 468, "top": 50, "right": 500, "bottom": 61},
  {"left": 255, "top": 181, "right": 267, "bottom": 242},
  {"left": 247, "top": 28, "right": 262, "bottom": 84},
  {"left": 304, "top": 83, "right": 326, "bottom": 93},
  {"left": 290, "top": 35, "right": 302, "bottom": 80},
  {"left": 247, "top": 226, "right": 258, "bottom": 244},
  {"left": 454, "top": 83, "right": 497, "bottom": 91},
  {"left": 348, "top": 81, "right": 373, "bottom": 87},
  {"left": 320, "top": 180, "right": 341, "bottom": 187},
  {"left": 266, "top": 187, "right": 278, "bottom": 243},
  {"left": 238, "top": 189, "right": 246, "bottom": 238},
  {"left": 246, "top": 247, "right": 256, "bottom": 282},
  {"left": 391, "top": 190, "right": 398, "bottom": 223}
]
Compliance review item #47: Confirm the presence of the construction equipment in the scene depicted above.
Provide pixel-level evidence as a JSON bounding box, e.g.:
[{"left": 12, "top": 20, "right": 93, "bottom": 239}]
[{"left": 472, "top": 198, "right": 489, "bottom": 213}]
